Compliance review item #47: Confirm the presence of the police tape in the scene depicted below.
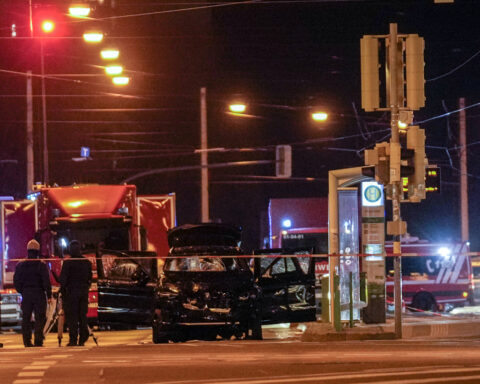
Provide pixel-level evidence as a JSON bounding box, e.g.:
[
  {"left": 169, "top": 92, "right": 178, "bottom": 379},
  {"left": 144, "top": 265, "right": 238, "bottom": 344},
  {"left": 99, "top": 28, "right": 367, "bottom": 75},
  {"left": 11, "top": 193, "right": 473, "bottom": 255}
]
[{"left": 7, "top": 250, "right": 478, "bottom": 262}]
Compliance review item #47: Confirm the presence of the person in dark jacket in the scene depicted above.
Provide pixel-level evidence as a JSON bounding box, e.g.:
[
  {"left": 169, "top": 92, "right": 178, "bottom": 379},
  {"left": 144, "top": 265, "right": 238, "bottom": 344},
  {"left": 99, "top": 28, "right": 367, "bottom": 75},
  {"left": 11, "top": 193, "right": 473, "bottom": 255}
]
[
  {"left": 60, "top": 240, "right": 92, "bottom": 346},
  {"left": 13, "top": 239, "right": 52, "bottom": 347}
]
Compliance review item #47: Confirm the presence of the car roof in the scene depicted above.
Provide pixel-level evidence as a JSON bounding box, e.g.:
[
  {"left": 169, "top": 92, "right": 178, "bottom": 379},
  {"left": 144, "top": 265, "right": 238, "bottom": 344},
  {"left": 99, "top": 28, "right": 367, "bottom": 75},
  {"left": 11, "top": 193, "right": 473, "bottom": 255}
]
[{"left": 167, "top": 223, "right": 242, "bottom": 248}]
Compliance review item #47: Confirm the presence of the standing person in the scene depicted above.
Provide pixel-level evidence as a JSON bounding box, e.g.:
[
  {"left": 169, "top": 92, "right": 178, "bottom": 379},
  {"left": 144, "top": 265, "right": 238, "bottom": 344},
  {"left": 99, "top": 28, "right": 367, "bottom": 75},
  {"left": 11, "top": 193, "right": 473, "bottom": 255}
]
[
  {"left": 13, "top": 239, "right": 52, "bottom": 347},
  {"left": 60, "top": 240, "right": 92, "bottom": 346}
]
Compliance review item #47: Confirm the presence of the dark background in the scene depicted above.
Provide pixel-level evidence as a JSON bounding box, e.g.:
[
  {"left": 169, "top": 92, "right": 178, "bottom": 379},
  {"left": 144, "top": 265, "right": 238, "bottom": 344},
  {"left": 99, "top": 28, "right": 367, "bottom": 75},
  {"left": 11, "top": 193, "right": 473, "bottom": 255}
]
[{"left": 0, "top": 0, "right": 479, "bottom": 251}]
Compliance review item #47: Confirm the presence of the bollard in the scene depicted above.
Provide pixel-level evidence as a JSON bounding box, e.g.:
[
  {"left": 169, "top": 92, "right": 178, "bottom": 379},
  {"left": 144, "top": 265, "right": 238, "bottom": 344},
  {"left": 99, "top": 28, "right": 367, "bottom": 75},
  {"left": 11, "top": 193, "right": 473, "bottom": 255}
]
[
  {"left": 349, "top": 271, "right": 354, "bottom": 328},
  {"left": 321, "top": 275, "right": 330, "bottom": 323},
  {"left": 334, "top": 274, "right": 341, "bottom": 332},
  {"left": 360, "top": 272, "right": 367, "bottom": 303}
]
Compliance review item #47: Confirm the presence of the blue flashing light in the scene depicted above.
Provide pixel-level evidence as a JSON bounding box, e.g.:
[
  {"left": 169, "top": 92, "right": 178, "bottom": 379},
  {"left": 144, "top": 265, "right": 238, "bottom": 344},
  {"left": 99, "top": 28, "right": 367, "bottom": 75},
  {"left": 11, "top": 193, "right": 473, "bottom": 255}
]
[
  {"left": 282, "top": 219, "right": 292, "bottom": 228},
  {"left": 27, "top": 192, "right": 40, "bottom": 201}
]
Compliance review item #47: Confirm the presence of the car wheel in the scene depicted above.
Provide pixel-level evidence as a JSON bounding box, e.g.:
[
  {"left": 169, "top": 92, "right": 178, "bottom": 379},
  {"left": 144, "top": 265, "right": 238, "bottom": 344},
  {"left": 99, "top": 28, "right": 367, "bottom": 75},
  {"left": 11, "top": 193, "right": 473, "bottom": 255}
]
[
  {"left": 152, "top": 324, "right": 168, "bottom": 344},
  {"left": 411, "top": 292, "right": 437, "bottom": 312},
  {"left": 249, "top": 316, "right": 263, "bottom": 340}
]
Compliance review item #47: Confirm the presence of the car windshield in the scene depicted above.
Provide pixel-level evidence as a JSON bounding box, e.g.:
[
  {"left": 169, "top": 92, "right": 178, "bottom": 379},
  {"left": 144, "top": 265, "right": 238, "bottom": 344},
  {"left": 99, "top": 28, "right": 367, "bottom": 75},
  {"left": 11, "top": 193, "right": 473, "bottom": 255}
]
[{"left": 164, "top": 257, "right": 236, "bottom": 272}]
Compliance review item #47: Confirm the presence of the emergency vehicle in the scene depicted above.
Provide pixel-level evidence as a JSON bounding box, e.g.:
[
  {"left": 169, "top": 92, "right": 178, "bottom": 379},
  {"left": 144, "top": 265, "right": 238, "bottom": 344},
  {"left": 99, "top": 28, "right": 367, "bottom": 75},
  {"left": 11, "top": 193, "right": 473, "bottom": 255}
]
[
  {"left": 0, "top": 184, "right": 176, "bottom": 325},
  {"left": 385, "top": 240, "right": 472, "bottom": 312}
]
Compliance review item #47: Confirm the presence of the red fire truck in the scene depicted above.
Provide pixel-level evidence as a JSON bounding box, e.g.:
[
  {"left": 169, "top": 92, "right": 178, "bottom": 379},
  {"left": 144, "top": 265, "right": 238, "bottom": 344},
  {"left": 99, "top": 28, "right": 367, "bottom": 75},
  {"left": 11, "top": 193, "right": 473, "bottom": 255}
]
[
  {"left": 385, "top": 240, "right": 472, "bottom": 312},
  {"left": 280, "top": 227, "right": 472, "bottom": 313},
  {"left": 0, "top": 184, "right": 175, "bottom": 325}
]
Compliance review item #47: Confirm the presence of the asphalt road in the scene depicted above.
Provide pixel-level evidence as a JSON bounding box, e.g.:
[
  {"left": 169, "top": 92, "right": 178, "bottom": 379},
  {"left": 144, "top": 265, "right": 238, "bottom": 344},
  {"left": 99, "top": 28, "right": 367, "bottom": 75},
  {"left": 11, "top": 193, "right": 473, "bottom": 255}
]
[{"left": 2, "top": 327, "right": 480, "bottom": 384}]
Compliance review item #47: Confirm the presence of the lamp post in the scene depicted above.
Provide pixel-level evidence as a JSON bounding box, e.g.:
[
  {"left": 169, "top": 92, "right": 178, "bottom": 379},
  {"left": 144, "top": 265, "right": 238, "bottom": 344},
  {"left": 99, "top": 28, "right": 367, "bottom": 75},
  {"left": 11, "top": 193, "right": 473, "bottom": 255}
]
[{"left": 200, "top": 87, "right": 209, "bottom": 223}]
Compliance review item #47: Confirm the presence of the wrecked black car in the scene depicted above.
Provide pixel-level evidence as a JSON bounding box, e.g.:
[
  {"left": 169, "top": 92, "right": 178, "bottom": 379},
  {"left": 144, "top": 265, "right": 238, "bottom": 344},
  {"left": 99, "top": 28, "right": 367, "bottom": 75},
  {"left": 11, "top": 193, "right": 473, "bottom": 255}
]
[{"left": 97, "top": 223, "right": 316, "bottom": 343}]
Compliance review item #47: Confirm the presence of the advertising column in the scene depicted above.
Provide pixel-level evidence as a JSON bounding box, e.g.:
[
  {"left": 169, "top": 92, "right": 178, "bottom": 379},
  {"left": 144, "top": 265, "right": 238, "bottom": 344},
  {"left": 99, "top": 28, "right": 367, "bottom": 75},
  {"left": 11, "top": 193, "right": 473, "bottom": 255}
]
[{"left": 361, "top": 181, "right": 386, "bottom": 323}]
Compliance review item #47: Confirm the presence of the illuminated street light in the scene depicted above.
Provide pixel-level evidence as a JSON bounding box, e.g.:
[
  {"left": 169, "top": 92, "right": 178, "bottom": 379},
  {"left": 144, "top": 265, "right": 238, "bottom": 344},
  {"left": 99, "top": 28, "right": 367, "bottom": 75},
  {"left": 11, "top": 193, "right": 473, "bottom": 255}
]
[
  {"left": 112, "top": 76, "right": 130, "bottom": 85},
  {"left": 41, "top": 20, "right": 55, "bottom": 34},
  {"left": 105, "top": 65, "right": 123, "bottom": 76},
  {"left": 68, "top": 5, "right": 91, "bottom": 18},
  {"left": 311, "top": 111, "right": 328, "bottom": 122},
  {"left": 100, "top": 48, "right": 120, "bottom": 60},
  {"left": 83, "top": 32, "right": 103, "bottom": 43},
  {"left": 229, "top": 103, "right": 247, "bottom": 113}
]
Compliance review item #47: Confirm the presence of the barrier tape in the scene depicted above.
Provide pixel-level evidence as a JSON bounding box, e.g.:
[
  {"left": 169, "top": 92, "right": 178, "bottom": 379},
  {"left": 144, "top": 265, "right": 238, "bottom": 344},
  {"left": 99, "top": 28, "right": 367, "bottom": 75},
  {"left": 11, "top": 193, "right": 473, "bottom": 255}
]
[{"left": 6, "top": 250, "right": 476, "bottom": 263}]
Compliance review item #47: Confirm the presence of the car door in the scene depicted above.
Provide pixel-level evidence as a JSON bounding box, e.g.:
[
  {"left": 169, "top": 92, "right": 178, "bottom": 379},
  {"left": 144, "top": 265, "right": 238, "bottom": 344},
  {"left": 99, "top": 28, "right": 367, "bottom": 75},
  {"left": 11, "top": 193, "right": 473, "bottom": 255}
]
[
  {"left": 253, "top": 248, "right": 316, "bottom": 324},
  {"left": 97, "top": 250, "right": 158, "bottom": 326}
]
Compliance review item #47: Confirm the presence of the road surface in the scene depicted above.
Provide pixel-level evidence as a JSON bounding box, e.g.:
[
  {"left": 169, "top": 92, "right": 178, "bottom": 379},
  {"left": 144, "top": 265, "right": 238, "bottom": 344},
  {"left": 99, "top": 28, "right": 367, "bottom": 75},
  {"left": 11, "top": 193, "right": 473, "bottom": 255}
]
[{"left": 2, "top": 327, "right": 480, "bottom": 384}]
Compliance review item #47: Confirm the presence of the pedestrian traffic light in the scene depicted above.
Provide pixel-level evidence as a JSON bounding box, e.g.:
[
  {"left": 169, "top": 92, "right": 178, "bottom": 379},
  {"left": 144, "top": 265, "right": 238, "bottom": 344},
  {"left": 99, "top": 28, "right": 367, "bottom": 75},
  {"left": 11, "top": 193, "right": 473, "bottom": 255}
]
[
  {"left": 360, "top": 36, "right": 380, "bottom": 112},
  {"left": 406, "top": 34, "right": 425, "bottom": 110},
  {"left": 276, "top": 145, "right": 292, "bottom": 178}
]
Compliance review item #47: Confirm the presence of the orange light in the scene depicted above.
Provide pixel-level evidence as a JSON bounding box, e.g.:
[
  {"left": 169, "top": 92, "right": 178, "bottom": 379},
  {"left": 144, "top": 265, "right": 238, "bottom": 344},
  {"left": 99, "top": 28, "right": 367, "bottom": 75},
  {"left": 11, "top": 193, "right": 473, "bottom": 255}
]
[
  {"left": 83, "top": 32, "right": 103, "bottom": 43},
  {"left": 112, "top": 76, "right": 130, "bottom": 86},
  {"left": 463, "top": 291, "right": 469, "bottom": 298},
  {"left": 41, "top": 20, "right": 55, "bottom": 34},
  {"left": 100, "top": 49, "right": 120, "bottom": 60},
  {"left": 229, "top": 103, "right": 247, "bottom": 113},
  {"left": 105, "top": 65, "right": 123, "bottom": 76},
  {"left": 311, "top": 111, "right": 328, "bottom": 122},
  {"left": 68, "top": 5, "right": 91, "bottom": 18}
]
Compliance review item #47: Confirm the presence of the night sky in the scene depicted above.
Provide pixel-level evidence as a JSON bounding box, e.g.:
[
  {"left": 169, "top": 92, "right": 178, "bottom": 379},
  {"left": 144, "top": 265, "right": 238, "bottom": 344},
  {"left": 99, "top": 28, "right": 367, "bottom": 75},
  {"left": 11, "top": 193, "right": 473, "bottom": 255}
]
[{"left": 0, "top": 0, "right": 479, "bottom": 251}]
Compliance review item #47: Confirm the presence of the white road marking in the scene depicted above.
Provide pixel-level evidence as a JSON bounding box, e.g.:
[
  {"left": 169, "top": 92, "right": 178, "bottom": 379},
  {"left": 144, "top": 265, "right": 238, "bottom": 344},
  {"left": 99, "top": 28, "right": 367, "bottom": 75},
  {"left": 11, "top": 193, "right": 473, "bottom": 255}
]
[
  {"left": 13, "top": 380, "right": 42, "bottom": 384},
  {"left": 31, "top": 361, "right": 56, "bottom": 365},
  {"left": 17, "top": 371, "right": 46, "bottom": 377},
  {"left": 375, "top": 375, "right": 480, "bottom": 384},
  {"left": 22, "top": 365, "right": 51, "bottom": 370},
  {"left": 44, "top": 354, "right": 70, "bottom": 358}
]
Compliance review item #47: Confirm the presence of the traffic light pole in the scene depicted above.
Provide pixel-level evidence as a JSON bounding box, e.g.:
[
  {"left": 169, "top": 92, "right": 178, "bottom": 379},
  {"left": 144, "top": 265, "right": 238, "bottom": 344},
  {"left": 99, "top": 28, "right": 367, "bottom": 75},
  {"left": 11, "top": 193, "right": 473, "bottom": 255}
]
[{"left": 388, "top": 23, "right": 403, "bottom": 339}]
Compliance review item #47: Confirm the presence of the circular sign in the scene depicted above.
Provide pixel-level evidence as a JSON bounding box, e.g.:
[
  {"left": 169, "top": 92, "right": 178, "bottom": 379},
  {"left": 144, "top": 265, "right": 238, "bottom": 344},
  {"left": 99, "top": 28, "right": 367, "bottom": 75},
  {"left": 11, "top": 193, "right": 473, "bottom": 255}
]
[{"left": 364, "top": 185, "right": 381, "bottom": 203}]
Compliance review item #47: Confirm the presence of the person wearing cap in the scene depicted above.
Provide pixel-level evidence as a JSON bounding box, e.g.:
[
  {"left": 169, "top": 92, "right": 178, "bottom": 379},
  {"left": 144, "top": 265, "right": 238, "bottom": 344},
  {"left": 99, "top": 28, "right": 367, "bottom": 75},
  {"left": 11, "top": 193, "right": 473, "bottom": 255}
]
[
  {"left": 60, "top": 240, "right": 92, "bottom": 346},
  {"left": 13, "top": 239, "right": 52, "bottom": 347}
]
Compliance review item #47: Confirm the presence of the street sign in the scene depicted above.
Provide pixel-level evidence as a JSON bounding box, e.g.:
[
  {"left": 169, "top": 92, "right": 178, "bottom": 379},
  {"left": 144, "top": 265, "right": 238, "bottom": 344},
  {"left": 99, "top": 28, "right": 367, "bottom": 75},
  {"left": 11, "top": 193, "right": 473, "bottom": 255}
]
[{"left": 80, "top": 147, "right": 90, "bottom": 158}]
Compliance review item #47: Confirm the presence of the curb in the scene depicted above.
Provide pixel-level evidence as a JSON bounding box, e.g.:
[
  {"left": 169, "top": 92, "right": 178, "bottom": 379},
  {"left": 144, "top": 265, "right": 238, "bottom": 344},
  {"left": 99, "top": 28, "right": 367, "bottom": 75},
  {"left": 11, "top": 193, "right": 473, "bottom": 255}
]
[{"left": 301, "top": 319, "right": 480, "bottom": 341}]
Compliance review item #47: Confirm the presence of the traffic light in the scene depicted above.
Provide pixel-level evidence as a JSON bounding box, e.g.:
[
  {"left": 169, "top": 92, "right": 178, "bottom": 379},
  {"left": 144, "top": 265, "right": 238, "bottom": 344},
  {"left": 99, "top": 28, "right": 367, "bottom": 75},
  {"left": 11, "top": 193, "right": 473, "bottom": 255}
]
[
  {"left": 275, "top": 145, "right": 292, "bottom": 178},
  {"left": 406, "top": 34, "right": 425, "bottom": 110},
  {"left": 386, "top": 36, "right": 405, "bottom": 108},
  {"left": 364, "top": 142, "right": 390, "bottom": 185},
  {"left": 360, "top": 36, "right": 380, "bottom": 112},
  {"left": 425, "top": 165, "right": 441, "bottom": 193},
  {"left": 400, "top": 125, "right": 426, "bottom": 202}
]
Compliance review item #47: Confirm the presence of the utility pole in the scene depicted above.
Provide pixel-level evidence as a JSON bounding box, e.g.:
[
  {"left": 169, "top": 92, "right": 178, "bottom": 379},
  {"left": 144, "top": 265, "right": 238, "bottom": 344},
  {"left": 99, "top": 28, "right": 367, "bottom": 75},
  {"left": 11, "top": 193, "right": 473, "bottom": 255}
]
[
  {"left": 387, "top": 23, "right": 403, "bottom": 339},
  {"left": 459, "top": 97, "right": 469, "bottom": 243},
  {"left": 361, "top": 23, "right": 425, "bottom": 339},
  {"left": 200, "top": 87, "right": 210, "bottom": 222},
  {"left": 26, "top": 71, "right": 34, "bottom": 193}
]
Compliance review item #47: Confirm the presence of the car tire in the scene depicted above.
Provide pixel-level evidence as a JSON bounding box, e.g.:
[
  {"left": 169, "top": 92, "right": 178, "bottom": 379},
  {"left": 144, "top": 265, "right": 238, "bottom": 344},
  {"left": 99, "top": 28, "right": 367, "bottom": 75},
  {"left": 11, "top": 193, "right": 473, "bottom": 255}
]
[
  {"left": 249, "top": 316, "right": 263, "bottom": 340},
  {"left": 152, "top": 324, "right": 168, "bottom": 344}
]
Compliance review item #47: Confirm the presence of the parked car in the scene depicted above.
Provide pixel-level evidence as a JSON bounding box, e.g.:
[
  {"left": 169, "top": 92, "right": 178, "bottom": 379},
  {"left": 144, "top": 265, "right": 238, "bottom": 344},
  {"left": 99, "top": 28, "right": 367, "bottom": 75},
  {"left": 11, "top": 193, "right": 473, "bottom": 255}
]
[
  {"left": 0, "top": 289, "right": 22, "bottom": 325},
  {"left": 97, "top": 223, "right": 316, "bottom": 343}
]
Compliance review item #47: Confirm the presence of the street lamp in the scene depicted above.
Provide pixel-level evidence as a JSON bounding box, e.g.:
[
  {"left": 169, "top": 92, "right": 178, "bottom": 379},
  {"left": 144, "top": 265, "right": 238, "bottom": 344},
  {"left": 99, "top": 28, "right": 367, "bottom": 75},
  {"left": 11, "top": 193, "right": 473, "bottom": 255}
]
[
  {"left": 105, "top": 65, "right": 123, "bottom": 76},
  {"left": 83, "top": 32, "right": 103, "bottom": 43},
  {"left": 112, "top": 76, "right": 130, "bottom": 86},
  {"left": 311, "top": 111, "right": 328, "bottom": 122},
  {"left": 68, "top": 5, "right": 91, "bottom": 18},
  {"left": 100, "top": 48, "right": 120, "bottom": 60},
  {"left": 39, "top": 19, "right": 56, "bottom": 184}
]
